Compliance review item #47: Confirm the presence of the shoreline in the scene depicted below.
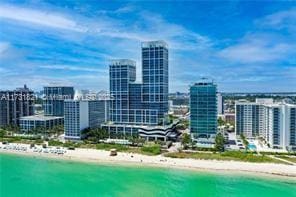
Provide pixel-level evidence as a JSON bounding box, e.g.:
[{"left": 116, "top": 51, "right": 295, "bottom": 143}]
[{"left": 1, "top": 144, "right": 296, "bottom": 181}]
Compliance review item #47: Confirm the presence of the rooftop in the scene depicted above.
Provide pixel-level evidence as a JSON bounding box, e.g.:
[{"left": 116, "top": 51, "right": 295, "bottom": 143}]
[
  {"left": 44, "top": 83, "right": 74, "bottom": 88},
  {"left": 110, "top": 59, "right": 136, "bottom": 66},
  {"left": 235, "top": 100, "right": 296, "bottom": 107},
  {"left": 0, "top": 85, "right": 33, "bottom": 92},
  {"left": 19, "top": 115, "right": 63, "bottom": 121},
  {"left": 141, "top": 40, "right": 168, "bottom": 48},
  {"left": 191, "top": 78, "right": 216, "bottom": 87}
]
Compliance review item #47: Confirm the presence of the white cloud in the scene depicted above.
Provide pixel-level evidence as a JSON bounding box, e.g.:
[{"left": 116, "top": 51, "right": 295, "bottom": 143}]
[
  {"left": 106, "top": 11, "right": 212, "bottom": 50},
  {"left": 218, "top": 33, "right": 295, "bottom": 63},
  {"left": 1, "top": 3, "right": 295, "bottom": 92},
  {"left": 0, "top": 41, "right": 26, "bottom": 61},
  {"left": 0, "top": 4, "right": 87, "bottom": 32},
  {"left": 0, "top": 42, "right": 10, "bottom": 55},
  {"left": 0, "top": 4, "right": 211, "bottom": 51},
  {"left": 218, "top": 8, "right": 296, "bottom": 64},
  {"left": 97, "top": 5, "right": 135, "bottom": 15},
  {"left": 114, "top": 5, "right": 135, "bottom": 14},
  {"left": 258, "top": 8, "right": 296, "bottom": 30}
]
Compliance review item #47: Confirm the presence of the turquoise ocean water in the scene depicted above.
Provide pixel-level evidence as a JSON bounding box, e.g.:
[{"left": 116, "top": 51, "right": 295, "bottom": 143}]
[{"left": 0, "top": 153, "right": 295, "bottom": 197}]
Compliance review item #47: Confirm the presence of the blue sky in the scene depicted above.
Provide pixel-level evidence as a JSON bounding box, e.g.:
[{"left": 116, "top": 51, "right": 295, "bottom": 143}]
[{"left": 0, "top": 0, "right": 295, "bottom": 92}]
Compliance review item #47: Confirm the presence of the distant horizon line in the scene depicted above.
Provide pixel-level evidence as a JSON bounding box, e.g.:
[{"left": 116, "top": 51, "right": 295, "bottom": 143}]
[{"left": 1, "top": 87, "right": 295, "bottom": 95}]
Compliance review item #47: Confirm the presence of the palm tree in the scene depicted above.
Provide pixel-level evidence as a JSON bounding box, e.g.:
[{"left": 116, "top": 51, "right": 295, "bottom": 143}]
[
  {"left": 98, "top": 128, "right": 108, "bottom": 140},
  {"left": 49, "top": 125, "right": 64, "bottom": 136},
  {"left": 181, "top": 133, "right": 191, "bottom": 149},
  {"left": 240, "top": 134, "right": 249, "bottom": 151},
  {"left": 215, "top": 133, "right": 225, "bottom": 152},
  {"left": 81, "top": 127, "right": 92, "bottom": 140},
  {"left": 0, "top": 128, "right": 6, "bottom": 138}
]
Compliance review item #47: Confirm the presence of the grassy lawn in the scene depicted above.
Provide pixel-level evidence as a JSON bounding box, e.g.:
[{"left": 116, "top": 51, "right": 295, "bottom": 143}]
[
  {"left": 164, "top": 151, "right": 287, "bottom": 164},
  {"left": 139, "top": 145, "right": 161, "bottom": 155},
  {"left": 276, "top": 155, "right": 296, "bottom": 163},
  {"left": 48, "top": 140, "right": 64, "bottom": 147},
  {"left": 260, "top": 151, "right": 296, "bottom": 156}
]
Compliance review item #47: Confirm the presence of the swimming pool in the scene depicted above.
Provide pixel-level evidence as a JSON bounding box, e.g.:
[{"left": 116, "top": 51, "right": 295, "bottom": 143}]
[{"left": 248, "top": 144, "right": 257, "bottom": 150}]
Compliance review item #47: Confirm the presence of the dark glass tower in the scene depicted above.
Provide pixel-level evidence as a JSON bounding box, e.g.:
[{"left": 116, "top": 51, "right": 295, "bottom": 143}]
[
  {"left": 0, "top": 85, "right": 34, "bottom": 127},
  {"left": 142, "top": 41, "right": 169, "bottom": 124},
  {"left": 190, "top": 81, "right": 217, "bottom": 139},
  {"left": 109, "top": 59, "right": 136, "bottom": 123},
  {"left": 43, "top": 86, "right": 74, "bottom": 116},
  {"left": 109, "top": 41, "right": 169, "bottom": 126}
]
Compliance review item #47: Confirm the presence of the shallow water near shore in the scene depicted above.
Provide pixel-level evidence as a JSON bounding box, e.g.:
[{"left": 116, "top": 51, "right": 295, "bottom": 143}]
[{"left": 0, "top": 153, "right": 295, "bottom": 197}]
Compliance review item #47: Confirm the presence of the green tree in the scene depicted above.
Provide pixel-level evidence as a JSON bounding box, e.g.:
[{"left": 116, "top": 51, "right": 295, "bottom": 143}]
[
  {"left": 98, "top": 128, "right": 108, "bottom": 140},
  {"left": 218, "top": 117, "right": 226, "bottom": 126},
  {"left": 181, "top": 133, "right": 191, "bottom": 149},
  {"left": 81, "top": 127, "right": 108, "bottom": 143},
  {"left": 215, "top": 133, "right": 225, "bottom": 152},
  {"left": 49, "top": 125, "right": 64, "bottom": 136},
  {"left": 0, "top": 129, "right": 6, "bottom": 138},
  {"left": 36, "top": 126, "right": 47, "bottom": 138},
  {"left": 190, "top": 140, "right": 196, "bottom": 149},
  {"left": 3, "top": 124, "right": 19, "bottom": 135},
  {"left": 133, "top": 137, "right": 145, "bottom": 146},
  {"left": 240, "top": 134, "right": 249, "bottom": 151}
]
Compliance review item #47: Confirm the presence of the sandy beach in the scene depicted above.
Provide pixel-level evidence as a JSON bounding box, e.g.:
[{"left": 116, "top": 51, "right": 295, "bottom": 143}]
[{"left": 1, "top": 143, "right": 296, "bottom": 179}]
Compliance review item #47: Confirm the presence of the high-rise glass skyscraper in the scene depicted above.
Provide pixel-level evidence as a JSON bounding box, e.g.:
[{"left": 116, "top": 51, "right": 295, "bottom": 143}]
[
  {"left": 104, "top": 41, "right": 180, "bottom": 141},
  {"left": 0, "top": 85, "right": 34, "bottom": 127},
  {"left": 109, "top": 59, "right": 136, "bottom": 124},
  {"left": 190, "top": 81, "right": 217, "bottom": 139},
  {"left": 142, "top": 41, "right": 169, "bottom": 123},
  {"left": 43, "top": 86, "right": 74, "bottom": 116},
  {"left": 108, "top": 41, "right": 169, "bottom": 127}
]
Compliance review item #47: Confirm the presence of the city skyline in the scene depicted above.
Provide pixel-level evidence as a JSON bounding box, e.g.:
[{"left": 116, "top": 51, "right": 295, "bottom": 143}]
[
  {"left": 1, "top": 1, "right": 296, "bottom": 195},
  {"left": 0, "top": 1, "right": 296, "bottom": 92}
]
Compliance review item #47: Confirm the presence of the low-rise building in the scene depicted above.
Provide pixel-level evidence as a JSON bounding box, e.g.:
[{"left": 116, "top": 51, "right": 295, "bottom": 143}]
[
  {"left": 102, "top": 120, "right": 180, "bottom": 141},
  {"left": 170, "top": 105, "right": 189, "bottom": 116},
  {"left": 224, "top": 113, "right": 235, "bottom": 124},
  {"left": 19, "top": 115, "right": 63, "bottom": 133}
]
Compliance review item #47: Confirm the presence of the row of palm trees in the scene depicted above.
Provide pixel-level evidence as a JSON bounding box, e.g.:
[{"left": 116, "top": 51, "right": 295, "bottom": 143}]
[{"left": 0, "top": 124, "right": 64, "bottom": 138}]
